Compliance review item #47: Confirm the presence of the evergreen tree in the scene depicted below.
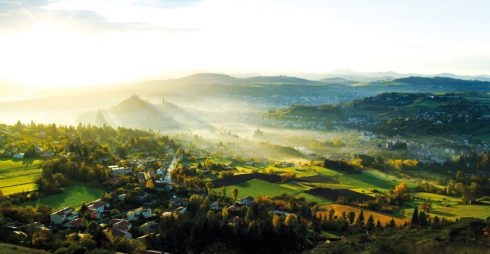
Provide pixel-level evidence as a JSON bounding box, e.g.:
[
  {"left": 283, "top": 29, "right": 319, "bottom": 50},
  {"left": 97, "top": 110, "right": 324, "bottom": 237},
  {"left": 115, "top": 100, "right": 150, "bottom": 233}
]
[
  {"left": 389, "top": 218, "right": 396, "bottom": 229},
  {"left": 432, "top": 216, "right": 441, "bottom": 229},
  {"left": 356, "top": 210, "right": 365, "bottom": 226},
  {"left": 366, "top": 215, "right": 375, "bottom": 230},
  {"left": 328, "top": 208, "right": 335, "bottom": 221},
  {"left": 418, "top": 211, "right": 428, "bottom": 226},
  {"left": 348, "top": 211, "right": 356, "bottom": 224},
  {"left": 232, "top": 188, "right": 239, "bottom": 203}
]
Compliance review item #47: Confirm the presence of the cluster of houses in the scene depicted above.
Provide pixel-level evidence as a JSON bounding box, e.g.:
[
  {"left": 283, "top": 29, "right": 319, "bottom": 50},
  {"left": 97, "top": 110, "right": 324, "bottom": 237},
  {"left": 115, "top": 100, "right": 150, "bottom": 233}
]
[
  {"left": 49, "top": 199, "right": 111, "bottom": 228},
  {"left": 385, "top": 139, "right": 408, "bottom": 150},
  {"left": 1, "top": 148, "right": 54, "bottom": 159}
]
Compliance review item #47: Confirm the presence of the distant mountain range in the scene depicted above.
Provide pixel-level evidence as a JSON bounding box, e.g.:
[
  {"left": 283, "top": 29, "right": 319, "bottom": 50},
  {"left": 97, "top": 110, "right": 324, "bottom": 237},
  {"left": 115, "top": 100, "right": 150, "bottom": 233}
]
[
  {"left": 320, "top": 70, "right": 490, "bottom": 82},
  {"left": 2, "top": 73, "right": 490, "bottom": 126}
]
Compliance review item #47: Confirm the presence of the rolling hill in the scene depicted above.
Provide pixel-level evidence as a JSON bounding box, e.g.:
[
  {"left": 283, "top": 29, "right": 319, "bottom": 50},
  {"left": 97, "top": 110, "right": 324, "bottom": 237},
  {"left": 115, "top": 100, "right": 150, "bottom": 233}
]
[
  {"left": 270, "top": 92, "right": 490, "bottom": 136},
  {"left": 77, "top": 94, "right": 211, "bottom": 131}
]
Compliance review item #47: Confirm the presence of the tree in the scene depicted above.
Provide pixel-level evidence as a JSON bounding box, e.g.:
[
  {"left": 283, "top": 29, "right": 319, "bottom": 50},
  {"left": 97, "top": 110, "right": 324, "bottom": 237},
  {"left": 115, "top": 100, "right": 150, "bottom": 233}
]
[
  {"left": 462, "top": 186, "right": 475, "bottom": 204},
  {"left": 411, "top": 207, "right": 419, "bottom": 227},
  {"left": 420, "top": 202, "right": 432, "bottom": 213},
  {"left": 355, "top": 210, "right": 365, "bottom": 226},
  {"left": 418, "top": 211, "right": 428, "bottom": 226},
  {"left": 285, "top": 214, "right": 297, "bottom": 226},
  {"left": 232, "top": 187, "right": 238, "bottom": 203},
  {"left": 146, "top": 179, "right": 154, "bottom": 190},
  {"left": 221, "top": 187, "right": 227, "bottom": 198},
  {"left": 455, "top": 170, "right": 464, "bottom": 181},
  {"left": 366, "top": 215, "right": 375, "bottom": 230},
  {"left": 221, "top": 207, "right": 228, "bottom": 220},
  {"left": 394, "top": 182, "right": 409, "bottom": 194},
  {"left": 389, "top": 218, "right": 396, "bottom": 228},
  {"left": 348, "top": 211, "right": 356, "bottom": 224},
  {"left": 207, "top": 210, "right": 215, "bottom": 220},
  {"left": 115, "top": 146, "right": 128, "bottom": 159},
  {"left": 272, "top": 214, "right": 282, "bottom": 230},
  {"left": 376, "top": 219, "right": 382, "bottom": 228},
  {"left": 328, "top": 208, "right": 335, "bottom": 221},
  {"left": 432, "top": 216, "right": 441, "bottom": 229},
  {"left": 102, "top": 193, "right": 112, "bottom": 202},
  {"left": 206, "top": 182, "right": 214, "bottom": 196}
]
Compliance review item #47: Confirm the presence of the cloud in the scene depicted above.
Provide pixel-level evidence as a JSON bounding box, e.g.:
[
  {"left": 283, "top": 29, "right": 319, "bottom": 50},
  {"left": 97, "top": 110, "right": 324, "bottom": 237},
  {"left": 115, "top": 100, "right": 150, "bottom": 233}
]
[
  {"left": 0, "top": 0, "right": 201, "bottom": 33},
  {"left": 134, "top": 0, "right": 202, "bottom": 8}
]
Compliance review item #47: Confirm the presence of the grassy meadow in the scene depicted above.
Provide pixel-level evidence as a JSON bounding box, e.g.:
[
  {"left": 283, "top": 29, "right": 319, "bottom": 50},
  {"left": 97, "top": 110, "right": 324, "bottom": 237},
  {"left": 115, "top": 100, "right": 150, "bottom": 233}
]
[
  {"left": 0, "top": 159, "right": 42, "bottom": 195},
  {"left": 25, "top": 182, "right": 105, "bottom": 210}
]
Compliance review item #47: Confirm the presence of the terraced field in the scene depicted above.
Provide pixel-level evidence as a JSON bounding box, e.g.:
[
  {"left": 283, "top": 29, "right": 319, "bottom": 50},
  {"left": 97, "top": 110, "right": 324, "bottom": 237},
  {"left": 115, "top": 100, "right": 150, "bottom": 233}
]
[{"left": 0, "top": 159, "right": 42, "bottom": 195}]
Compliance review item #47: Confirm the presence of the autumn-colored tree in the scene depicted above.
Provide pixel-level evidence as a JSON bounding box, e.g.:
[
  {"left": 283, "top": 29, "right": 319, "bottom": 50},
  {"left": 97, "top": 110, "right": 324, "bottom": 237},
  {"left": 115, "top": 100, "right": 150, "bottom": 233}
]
[
  {"left": 207, "top": 210, "right": 215, "bottom": 220},
  {"left": 146, "top": 179, "right": 154, "bottom": 190},
  {"left": 102, "top": 192, "right": 112, "bottom": 202},
  {"left": 284, "top": 214, "right": 297, "bottom": 226},
  {"left": 221, "top": 207, "right": 228, "bottom": 220},
  {"left": 206, "top": 182, "right": 214, "bottom": 195},
  {"left": 395, "top": 182, "right": 409, "bottom": 194},
  {"left": 419, "top": 202, "right": 432, "bottom": 213},
  {"left": 328, "top": 208, "right": 335, "bottom": 221}
]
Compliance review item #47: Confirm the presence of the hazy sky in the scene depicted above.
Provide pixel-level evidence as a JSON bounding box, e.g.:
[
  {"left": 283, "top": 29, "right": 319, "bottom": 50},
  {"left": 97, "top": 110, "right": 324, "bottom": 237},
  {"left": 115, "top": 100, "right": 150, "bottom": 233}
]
[{"left": 0, "top": 0, "right": 489, "bottom": 87}]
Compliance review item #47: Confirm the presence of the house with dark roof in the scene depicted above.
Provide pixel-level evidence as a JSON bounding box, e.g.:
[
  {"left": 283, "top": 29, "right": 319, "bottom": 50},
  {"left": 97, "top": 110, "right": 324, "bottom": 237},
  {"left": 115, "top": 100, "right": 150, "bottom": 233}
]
[
  {"left": 87, "top": 199, "right": 109, "bottom": 219},
  {"left": 109, "top": 219, "right": 132, "bottom": 239}
]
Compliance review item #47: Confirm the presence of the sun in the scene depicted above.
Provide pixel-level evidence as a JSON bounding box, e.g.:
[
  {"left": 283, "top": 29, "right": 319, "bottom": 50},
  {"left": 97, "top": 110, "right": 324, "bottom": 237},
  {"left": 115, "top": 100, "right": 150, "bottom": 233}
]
[
  {"left": 0, "top": 21, "right": 130, "bottom": 88},
  {"left": 0, "top": 22, "right": 84, "bottom": 88},
  {"left": 0, "top": 20, "right": 167, "bottom": 89}
]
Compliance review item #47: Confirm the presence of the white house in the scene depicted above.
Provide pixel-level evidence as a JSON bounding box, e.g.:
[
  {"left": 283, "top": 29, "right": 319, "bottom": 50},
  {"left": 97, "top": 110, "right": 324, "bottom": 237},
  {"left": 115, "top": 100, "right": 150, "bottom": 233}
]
[
  {"left": 210, "top": 201, "right": 224, "bottom": 211},
  {"left": 239, "top": 196, "right": 254, "bottom": 206},
  {"left": 50, "top": 207, "right": 78, "bottom": 225},
  {"left": 127, "top": 207, "right": 152, "bottom": 221},
  {"left": 13, "top": 153, "right": 24, "bottom": 159},
  {"left": 109, "top": 165, "right": 131, "bottom": 177},
  {"left": 174, "top": 207, "right": 187, "bottom": 216}
]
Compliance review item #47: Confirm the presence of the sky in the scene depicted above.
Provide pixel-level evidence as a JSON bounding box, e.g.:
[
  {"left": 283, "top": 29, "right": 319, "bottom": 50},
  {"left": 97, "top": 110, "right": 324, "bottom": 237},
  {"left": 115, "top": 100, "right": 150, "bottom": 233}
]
[{"left": 0, "top": 0, "right": 489, "bottom": 88}]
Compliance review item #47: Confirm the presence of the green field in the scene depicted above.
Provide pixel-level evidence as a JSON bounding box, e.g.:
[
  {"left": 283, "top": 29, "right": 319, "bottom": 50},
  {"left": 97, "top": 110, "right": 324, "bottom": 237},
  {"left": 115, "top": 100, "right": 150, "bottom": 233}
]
[
  {"left": 210, "top": 157, "right": 490, "bottom": 220},
  {"left": 0, "top": 243, "right": 48, "bottom": 254},
  {"left": 0, "top": 159, "right": 42, "bottom": 195},
  {"left": 25, "top": 182, "right": 105, "bottom": 210},
  {"left": 219, "top": 178, "right": 331, "bottom": 205}
]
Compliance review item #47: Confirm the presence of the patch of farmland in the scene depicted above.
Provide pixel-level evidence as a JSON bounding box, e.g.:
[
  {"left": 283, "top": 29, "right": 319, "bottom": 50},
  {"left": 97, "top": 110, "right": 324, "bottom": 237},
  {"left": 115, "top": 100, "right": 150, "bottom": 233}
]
[
  {"left": 212, "top": 173, "right": 282, "bottom": 187},
  {"left": 296, "top": 174, "right": 339, "bottom": 184},
  {"left": 306, "top": 187, "right": 375, "bottom": 202},
  {"left": 322, "top": 204, "right": 409, "bottom": 225}
]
